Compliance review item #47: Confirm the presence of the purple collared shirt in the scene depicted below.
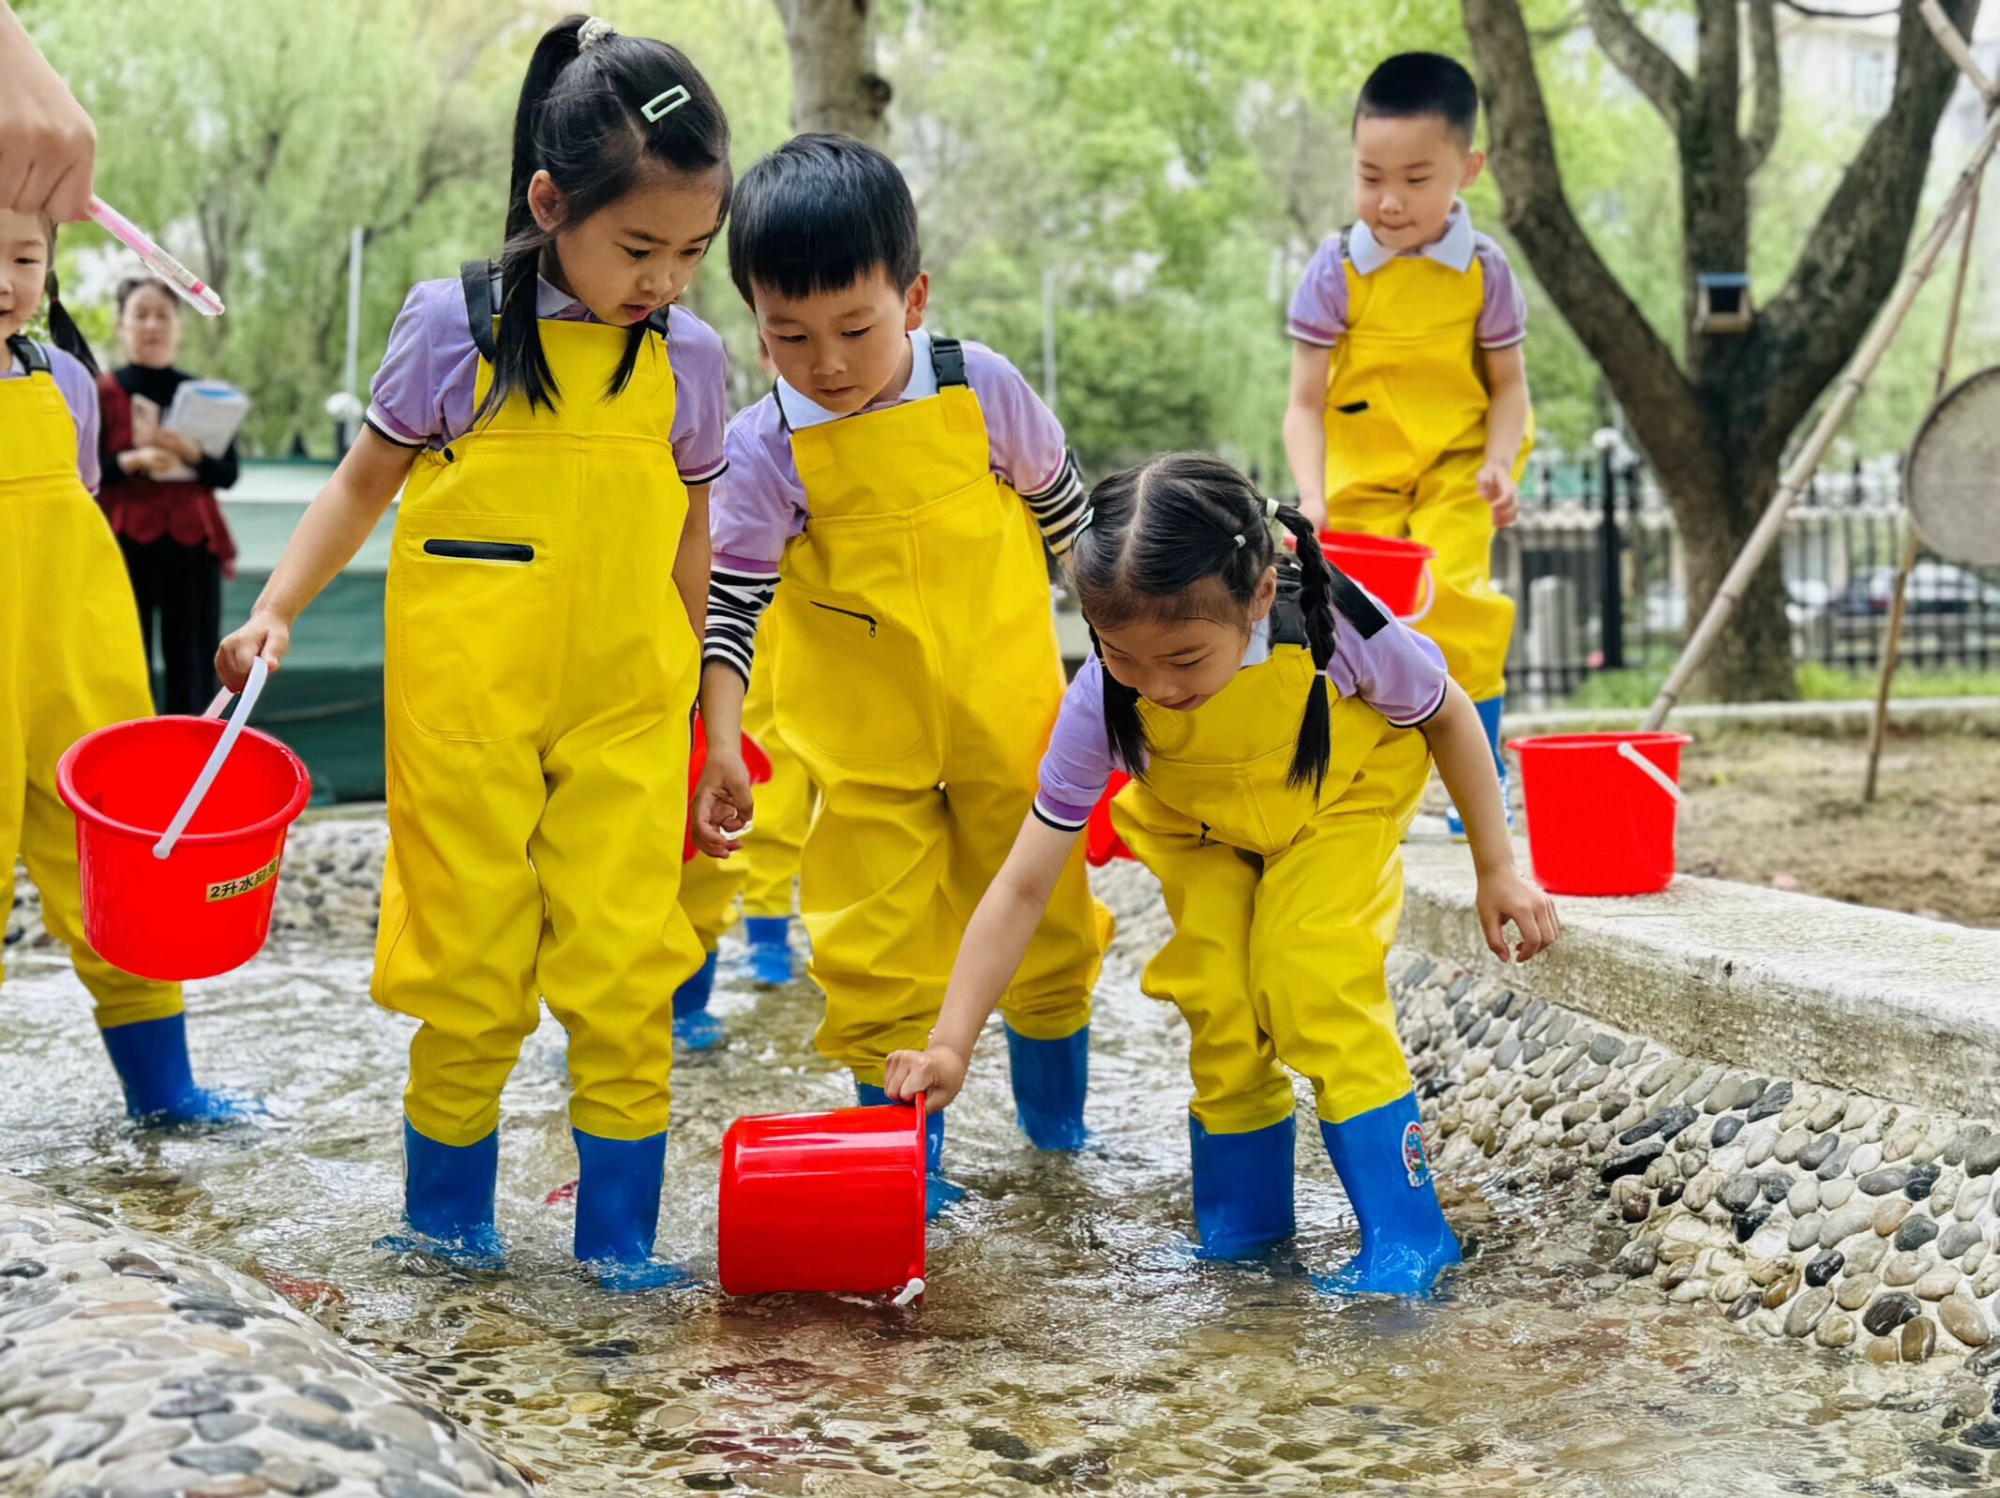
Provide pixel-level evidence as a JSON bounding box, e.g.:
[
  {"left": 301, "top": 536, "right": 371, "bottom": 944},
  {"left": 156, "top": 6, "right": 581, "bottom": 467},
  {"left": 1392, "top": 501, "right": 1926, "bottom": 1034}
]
[
  {"left": 365, "top": 272, "right": 728, "bottom": 484},
  {"left": 1034, "top": 587, "right": 1449, "bottom": 829},
  {"left": 711, "top": 329, "right": 1071, "bottom": 573},
  {"left": 4, "top": 340, "right": 100, "bottom": 493},
  {"left": 1287, "top": 203, "right": 1527, "bottom": 351}
]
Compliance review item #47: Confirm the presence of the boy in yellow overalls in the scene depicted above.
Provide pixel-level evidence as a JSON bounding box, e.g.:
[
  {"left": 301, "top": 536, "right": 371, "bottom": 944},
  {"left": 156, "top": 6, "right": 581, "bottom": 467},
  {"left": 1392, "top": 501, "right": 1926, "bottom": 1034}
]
[
  {"left": 1282, "top": 52, "right": 1531, "bottom": 833},
  {"left": 693, "top": 136, "right": 1110, "bottom": 1212}
]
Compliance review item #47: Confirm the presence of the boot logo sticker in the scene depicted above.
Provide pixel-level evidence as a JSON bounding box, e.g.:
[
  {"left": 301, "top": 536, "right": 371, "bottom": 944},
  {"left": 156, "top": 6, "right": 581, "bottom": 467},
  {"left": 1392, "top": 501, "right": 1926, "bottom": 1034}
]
[{"left": 1401, "top": 1121, "right": 1431, "bottom": 1188}]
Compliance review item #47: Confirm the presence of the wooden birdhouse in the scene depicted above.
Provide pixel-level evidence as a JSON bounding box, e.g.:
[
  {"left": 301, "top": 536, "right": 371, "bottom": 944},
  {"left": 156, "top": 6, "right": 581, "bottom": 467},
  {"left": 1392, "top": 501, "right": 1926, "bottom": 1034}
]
[{"left": 1696, "top": 272, "right": 1753, "bottom": 335}]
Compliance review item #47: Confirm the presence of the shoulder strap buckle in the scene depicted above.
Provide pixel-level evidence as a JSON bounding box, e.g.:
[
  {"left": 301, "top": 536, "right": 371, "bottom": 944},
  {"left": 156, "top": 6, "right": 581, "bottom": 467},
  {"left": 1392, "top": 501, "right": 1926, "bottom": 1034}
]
[
  {"left": 929, "top": 335, "right": 967, "bottom": 389},
  {"left": 6, "top": 333, "right": 50, "bottom": 376}
]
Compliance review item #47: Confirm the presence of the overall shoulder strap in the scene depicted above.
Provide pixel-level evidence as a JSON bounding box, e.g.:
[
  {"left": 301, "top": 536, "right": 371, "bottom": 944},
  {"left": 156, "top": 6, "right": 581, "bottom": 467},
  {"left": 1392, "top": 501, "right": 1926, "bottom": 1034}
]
[
  {"left": 1325, "top": 566, "right": 1389, "bottom": 639},
  {"left": 929, "top": 335, "right": 967, "bottom": 389},
  {"left": 460, "top": 260, "right": 498, "bottom": 364},
  {"left": 7, "top": 334, "right": 50, "bottom": 376},
  {"left": 1272, "top": 564, "right": 1310, "bottom": 647}
]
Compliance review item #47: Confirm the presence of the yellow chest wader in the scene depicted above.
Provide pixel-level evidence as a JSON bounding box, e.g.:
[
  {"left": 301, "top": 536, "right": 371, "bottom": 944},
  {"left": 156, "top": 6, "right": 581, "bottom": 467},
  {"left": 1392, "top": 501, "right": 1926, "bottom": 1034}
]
[
  {"left": 1321, "top": 239, "right": 1530, "bottom": 705},
  {"left": 0, "top": 336, "right": 233, "bottom": 1124},
  {"left": 371, "top": 265, "right": 703, "bottom": 1276},
  {"left": 1110, "top": 572, "right": 1458, "bottom": 1291},
  {"left": 771, "top": 336, "right": 1109, "bottom": 1169}
]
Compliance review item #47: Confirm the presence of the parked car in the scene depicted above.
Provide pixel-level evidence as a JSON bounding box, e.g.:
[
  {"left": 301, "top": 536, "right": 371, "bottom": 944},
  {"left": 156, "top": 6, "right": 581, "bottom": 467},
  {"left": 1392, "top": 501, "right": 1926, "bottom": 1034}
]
[{"left": 1829, "top": 563, "right": 2000, "bottom": 617}]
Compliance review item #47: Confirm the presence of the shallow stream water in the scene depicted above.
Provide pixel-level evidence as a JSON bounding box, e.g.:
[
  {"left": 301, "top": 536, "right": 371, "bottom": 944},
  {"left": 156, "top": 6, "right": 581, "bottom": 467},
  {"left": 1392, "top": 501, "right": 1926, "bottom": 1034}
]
[{"left": 1, "top": 897, "right": 1985, "bottom": 1496}]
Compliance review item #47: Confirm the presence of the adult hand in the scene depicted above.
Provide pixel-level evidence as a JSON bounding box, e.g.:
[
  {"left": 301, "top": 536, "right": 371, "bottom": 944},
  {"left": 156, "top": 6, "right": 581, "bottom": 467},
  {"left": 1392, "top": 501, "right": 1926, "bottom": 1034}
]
[{"left": 0, "top": 5, "right": 96, "bottom": 222}]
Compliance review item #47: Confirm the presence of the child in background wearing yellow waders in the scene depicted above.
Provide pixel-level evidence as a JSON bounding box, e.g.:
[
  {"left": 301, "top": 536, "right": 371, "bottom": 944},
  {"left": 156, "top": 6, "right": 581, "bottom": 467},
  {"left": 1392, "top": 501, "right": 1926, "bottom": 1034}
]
[
  {"left": 672, "top": 605, "right": 814, "bottom": 1049},
  {"left": 1282, "top": 53, "right": 1532, "bottom": 836},
  {"left": 886, "top": 456, "right": 1559, "bottom": 1295},
  {"left": 0, "top": 210, "right": 258, "bottom": 1120},
  {"left": 671, "top": 339, "right": 815, "bottom": 1048},
  {"left": 1, "top": 211, "right": 253, "bottom": 1125},
  {"left": 216, "top": 16, "right": 732, "bottom": 1285},
  {"left": 691, "top": 136, "right": 1110, "bottom": 1213}
]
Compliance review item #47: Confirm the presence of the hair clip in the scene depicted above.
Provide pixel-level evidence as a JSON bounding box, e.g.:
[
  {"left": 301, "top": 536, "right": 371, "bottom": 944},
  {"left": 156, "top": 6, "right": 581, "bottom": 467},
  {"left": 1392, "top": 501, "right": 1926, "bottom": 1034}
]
[
  {"left": 578, "top": 16, "right": 617, "bottom": 50},
  {"left": 643, "top": 85, "right": 691, "bottom": 122}
]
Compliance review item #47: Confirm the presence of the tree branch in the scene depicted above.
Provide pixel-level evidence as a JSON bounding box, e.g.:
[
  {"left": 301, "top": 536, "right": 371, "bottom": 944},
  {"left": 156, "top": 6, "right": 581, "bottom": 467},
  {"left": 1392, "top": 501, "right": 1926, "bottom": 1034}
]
[
  {"left": 1583, "top": 0, "right": 1693, "bottom": 128},
  {"left": 1462, "top": 0, "right": 1709, "bottom": 470},
  {"left": 1744, "top": 0, "right": 1782, "bottom": 172},
  {"left": 1755, "top": 0, "right": 1982, "bottom": 449}
]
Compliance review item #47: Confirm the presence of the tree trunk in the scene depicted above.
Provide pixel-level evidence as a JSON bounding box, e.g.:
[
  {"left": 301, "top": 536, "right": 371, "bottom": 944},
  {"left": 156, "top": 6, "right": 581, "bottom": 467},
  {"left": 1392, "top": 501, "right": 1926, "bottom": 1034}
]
[
  {"left": 1663, "top": 453, "right": 1796, "bottom": 702},
  {"left": 772, "top": 0, "right": 892, "bottom": 147}
]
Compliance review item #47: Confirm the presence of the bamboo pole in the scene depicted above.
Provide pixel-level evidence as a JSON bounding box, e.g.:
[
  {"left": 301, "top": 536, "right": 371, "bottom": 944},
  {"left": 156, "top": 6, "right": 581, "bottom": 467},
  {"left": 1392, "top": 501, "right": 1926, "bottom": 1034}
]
[
  {"left": 1861, "top": 172, "right": 1982, "bottom": 804},
  {"left": 1642, "top": 4, "right": 2000, "bottom": 731}
]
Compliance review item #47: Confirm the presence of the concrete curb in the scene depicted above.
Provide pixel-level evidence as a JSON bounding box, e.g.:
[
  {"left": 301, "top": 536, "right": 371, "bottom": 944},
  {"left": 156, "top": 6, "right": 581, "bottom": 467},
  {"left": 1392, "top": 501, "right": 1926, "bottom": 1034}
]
[{"left": 1397, "top": 817, "right": 2000, "bottom": 1118}]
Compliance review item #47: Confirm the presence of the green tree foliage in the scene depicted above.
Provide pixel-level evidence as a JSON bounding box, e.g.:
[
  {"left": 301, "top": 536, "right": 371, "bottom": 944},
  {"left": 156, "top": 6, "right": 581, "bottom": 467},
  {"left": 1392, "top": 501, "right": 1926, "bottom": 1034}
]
[{"left": 22, "top": 0, "right": 1991, "bottom": 473}]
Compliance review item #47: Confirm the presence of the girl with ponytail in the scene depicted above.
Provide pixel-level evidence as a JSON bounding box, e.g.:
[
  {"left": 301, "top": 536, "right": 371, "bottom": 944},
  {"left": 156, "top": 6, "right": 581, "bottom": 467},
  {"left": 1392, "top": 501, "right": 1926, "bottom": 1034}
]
[
  {"left": 217, "top": 14, "right": 734, "bottom": 1287},
  {"left": 886, "top": 451, "right": 1558, "bottom": 1297}
]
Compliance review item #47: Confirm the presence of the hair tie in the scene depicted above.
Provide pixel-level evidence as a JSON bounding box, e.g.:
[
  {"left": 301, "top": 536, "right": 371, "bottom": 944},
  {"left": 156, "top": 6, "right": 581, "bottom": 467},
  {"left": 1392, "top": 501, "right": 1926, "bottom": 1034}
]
[
  {"left": 1232, "top": 531, "right": 1247, "bottom": 548},
  {"left": 578, "top": 16, "right": 617, "bottom": 50},
  {"left": 1263, "top": 495, "right": 1281, "bottom": 522}
]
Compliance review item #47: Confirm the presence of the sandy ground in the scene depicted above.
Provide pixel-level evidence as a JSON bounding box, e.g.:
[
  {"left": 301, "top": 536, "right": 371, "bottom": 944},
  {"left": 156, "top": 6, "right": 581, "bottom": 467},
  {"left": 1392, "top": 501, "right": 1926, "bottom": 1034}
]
[
  {"left": 1668, "top": 727, "right": 2000, "bottom": 929},
  {"left": 1425, "top": 725, "right": 2000, "bottom": 929}
]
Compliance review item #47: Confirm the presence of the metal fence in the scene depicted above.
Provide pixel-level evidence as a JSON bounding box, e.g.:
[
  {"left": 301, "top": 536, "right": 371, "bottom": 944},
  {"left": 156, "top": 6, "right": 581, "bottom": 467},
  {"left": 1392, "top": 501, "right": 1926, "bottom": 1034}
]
[{"left": 1497, "top": 452, "right": 2000, "bottom": 705}]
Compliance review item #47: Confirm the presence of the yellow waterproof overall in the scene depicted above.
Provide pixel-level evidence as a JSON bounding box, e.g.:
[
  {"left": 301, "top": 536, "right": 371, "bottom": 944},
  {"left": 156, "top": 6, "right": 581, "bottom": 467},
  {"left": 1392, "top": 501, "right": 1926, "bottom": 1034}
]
[
  {"left": 1110, "top": 590, "right": 1430, "bottom": 1136},
  {"left": 771, "top": 338, "right": 1109, "bottom": 1085},
  {"left": 0, "top": 340, "right": 182, "bottom": 1028},
  {"left": 679, "top": 610, "right": 814, "bottom": 948},
  {"left": 373, "top": 272, "right": 704, "bottom": 1148},
  {"left": 1323, "top": 247, "right": 1531, "bottom": 703}
]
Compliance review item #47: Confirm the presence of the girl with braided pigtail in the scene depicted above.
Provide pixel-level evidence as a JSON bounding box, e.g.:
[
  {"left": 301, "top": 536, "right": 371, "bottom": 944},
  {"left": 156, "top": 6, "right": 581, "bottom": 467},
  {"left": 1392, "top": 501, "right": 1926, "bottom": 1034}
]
[{"left": 886, "top": 452, "right": 1558, "bottom": 1295}]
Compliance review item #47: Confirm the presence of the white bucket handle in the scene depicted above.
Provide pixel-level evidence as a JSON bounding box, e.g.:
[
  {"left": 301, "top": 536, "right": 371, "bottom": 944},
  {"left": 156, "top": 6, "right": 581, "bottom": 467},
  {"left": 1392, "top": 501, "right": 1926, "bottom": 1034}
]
[
  {"left": 154, "top": 658, "right": 270, "bottom": 860},
  {"left": 1617, "top": 739, "right": 1685, "bottom": 805},
  {"left": 1401, "top": 558, "right": 1437, "bottom": 625},
  {"left": 891, "top": 1276, "right": 926, "bottom": 1307}
]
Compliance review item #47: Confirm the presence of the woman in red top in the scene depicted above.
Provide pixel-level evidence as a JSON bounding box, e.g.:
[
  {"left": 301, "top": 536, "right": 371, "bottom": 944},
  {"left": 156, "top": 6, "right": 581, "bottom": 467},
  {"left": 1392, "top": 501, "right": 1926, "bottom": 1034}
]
[{"left": 95, "top": 275, "right": 238, "bottom": 714}]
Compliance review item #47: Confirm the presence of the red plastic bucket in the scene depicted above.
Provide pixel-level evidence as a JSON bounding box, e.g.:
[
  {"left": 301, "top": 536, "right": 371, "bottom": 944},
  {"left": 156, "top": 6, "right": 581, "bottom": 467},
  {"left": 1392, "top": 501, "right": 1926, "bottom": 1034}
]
[
  {"left": 718, "top": 1098, "right": 927, "bottom": 1298},
  {"left": 1086, "top": 771, "right": 1134, "bottom": 867},
  {"left": 1318, "top": 531, "right": 1435, "bottom": 618},
  {"left": 684, "top": 719, "right": 774, "bottom": 864},
  {"left": 57, "top": 716, "right": 311, "bottom": 980},
  {"left": 1507, "top": 732, "right": 1692, "bottom": 896}
]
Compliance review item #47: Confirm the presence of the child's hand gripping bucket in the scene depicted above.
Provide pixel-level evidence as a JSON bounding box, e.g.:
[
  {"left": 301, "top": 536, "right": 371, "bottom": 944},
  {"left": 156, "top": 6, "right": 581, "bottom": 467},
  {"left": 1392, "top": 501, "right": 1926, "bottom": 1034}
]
[
  {"left": 685, "top": 717, "right": 774, "bottom": 863},
  {"left": 1506, "top": 731, "right": 1692, "bottom": 896},
  {"left": 1318, "top": 531, "right": 1436, "bottom": 620},
  {"left": 56, "top": 660, "right": 312, "bottom": 980},
  {"left": 718, "top": 1095, "right": 928, "bottom": 1300}
]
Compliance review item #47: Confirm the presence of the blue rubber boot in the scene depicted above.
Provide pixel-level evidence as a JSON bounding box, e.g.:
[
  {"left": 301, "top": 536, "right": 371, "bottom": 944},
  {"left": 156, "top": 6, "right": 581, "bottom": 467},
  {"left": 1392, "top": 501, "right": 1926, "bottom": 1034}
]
[
  {"left": 856, "top": 1081, "right": 966, "bottom": 1219},
  {"left": 1189, "top": 1114, "right": 1297, "bottom": 1260},
  {"left": 98, "top": 1013, "right": 258, "bottom": 1125},
  {"left": 1312, "top": 1093, "right": 1460, "bottom": 1296},
  {"left": 572, "top": 1128, "right": 693, "bottom": 1290},
  {"left": 1004, "top": 1023, "right": 1090, "bottom": 1150},
  {"left": 744, "top": 916, "right": 796, "bottom": 986},
  {"left": 671, "top": 950, "right": 724, "bottom": 1051},
  {"left": 382, "top": 1117, "right": 504, "bottom": 1263},
  {"left": 1447, "top": 694, "right": 1510, "bottom": 839}
]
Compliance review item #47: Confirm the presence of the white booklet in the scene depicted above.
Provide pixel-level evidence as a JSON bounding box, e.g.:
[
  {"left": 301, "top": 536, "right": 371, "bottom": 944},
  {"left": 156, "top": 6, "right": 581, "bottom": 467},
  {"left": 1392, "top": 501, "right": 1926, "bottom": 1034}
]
[{"left": 163, "top": 379, "right": 251, "bottom": 459}]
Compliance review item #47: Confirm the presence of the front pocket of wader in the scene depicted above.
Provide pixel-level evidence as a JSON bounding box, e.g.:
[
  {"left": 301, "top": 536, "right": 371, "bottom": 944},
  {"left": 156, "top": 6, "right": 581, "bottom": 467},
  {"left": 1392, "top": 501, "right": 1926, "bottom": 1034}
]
[
  {"left": 777, "top": 593, "right": 929, "bottom": 763},
  {"left": 392, "top": 522, "right": 554, "bottom": 743},
  {"left": 1327, "top": 376, "right": 1419, "bottom": 491}
]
